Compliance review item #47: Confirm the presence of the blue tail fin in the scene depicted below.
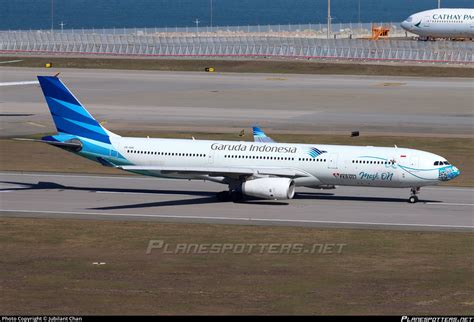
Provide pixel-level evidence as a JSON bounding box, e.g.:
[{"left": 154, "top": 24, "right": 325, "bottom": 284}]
[
  {"left": 252, "top": 125, "right": 275, "bottom": 143},
  {"left": 37, "top": 76, "right": 112, "bottom": 144}
]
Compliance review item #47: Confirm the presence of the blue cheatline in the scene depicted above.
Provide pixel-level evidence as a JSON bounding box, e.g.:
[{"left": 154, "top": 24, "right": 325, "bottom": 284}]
[{"left": 37, "top": 76, "right": 111, "bottom": 144}]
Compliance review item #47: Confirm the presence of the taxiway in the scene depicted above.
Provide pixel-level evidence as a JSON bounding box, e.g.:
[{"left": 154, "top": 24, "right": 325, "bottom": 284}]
[
  {"left": 1, "top": 68, "right": 473, "bottom": 137},
  {"left": 1, "top": 172, "right": 472, "bottom": 231}
]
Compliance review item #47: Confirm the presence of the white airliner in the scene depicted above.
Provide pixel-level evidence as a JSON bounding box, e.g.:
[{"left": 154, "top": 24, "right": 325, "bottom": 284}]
[
  {"left": 28, "top": 76, "right": 460, "bottom": 203},
  {"left": 401, "top": 8, "right": 474, "bottom": 39}
]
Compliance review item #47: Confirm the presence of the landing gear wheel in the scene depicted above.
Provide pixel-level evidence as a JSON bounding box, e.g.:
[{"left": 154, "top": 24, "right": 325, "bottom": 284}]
[
  {"left": 408, "top": 187, "right": 420, "bottom": 204},
  {"left": 230, "top": 191, "right": 244, "bottom": 203},
  {"left": 408, "top": 196, "right": 419, "bottom": 204},
  {"left": 216, "top": 191, "right": 230, "bottom": 202}
]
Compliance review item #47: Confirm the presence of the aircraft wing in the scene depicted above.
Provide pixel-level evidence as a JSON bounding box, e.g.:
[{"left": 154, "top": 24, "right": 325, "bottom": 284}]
[
  {"left": 253, "top": 126, "right": 276, "bottom": 143},
  {"left": 118, "top": 165, "right": 309, "bottom": 179}
]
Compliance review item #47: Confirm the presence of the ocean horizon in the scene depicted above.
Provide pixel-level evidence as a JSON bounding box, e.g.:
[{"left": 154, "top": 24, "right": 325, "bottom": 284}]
[{"left": 1, "top": 0, "right": 473, "bottom": 30}]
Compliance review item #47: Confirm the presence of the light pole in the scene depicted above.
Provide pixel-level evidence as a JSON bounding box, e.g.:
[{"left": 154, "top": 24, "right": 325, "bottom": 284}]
[
  {"left": 358, "top": 0, "right": 361, "bottom": 24},
  {"left": 327, "top": 0, "right": 331, "bottom": 39},
  {"left": 51, "top": 0, "right": 54, "bottom": 31},
  {"left": 59, "top": 21, "right": 66, "bottom": 33},
  {"left": 194, "top": 18, "right": 200, "bottom": 34},
  {"left": 438, "top": 0, "right": 441, "bottom": 8},
  {"left": 210, "top": 0, "right": 213, "bottom": 28}
]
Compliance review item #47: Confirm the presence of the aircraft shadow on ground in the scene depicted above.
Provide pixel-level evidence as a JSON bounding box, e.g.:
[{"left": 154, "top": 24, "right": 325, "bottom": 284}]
[
  {"left": 296, "top": 192, "right": 440, "bottom": 204},
  {"left": 1, "top": 180, "right": 441, "bottom": 209},
  {"left": 0, "top": 180, "right": 215, "bottom": 197}
]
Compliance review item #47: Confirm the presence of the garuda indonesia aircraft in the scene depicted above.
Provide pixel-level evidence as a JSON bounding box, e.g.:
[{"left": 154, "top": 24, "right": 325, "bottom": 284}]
[
  {"left": 30, "top": 76, "right": 460, "bottom": 203},
  {"left": 401, "top": 8, "right": 474, "bottom": 39}
]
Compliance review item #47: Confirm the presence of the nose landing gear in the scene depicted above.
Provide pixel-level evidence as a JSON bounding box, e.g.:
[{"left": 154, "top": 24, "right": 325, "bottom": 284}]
[{"left": 408, "top": 187, "right": 420, "bottom": 203}]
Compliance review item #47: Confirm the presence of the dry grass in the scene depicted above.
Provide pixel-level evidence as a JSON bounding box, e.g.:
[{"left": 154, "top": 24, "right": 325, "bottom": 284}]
[
  {"left": 1, "top": 132, "right": 472, "bottom": 186},
  {"left": 1, "top": 55, "right": 473, "bottom": 77},
  {"left": 0, "top": 217, "right": 472, "bottom": 315}
]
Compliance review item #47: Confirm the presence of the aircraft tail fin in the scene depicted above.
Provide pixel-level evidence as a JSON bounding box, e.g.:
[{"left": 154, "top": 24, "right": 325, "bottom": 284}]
[
  {"left": 37, "top": 76, "right": 118, "bottom": 144},
  {"left": 252, "top": 125, "right": 275, "bottom": 143}
]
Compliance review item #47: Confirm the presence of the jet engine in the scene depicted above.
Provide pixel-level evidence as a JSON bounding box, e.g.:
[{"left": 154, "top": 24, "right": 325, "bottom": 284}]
[{"left": 241, "top": 178, "right": 295, "bottom": 200}]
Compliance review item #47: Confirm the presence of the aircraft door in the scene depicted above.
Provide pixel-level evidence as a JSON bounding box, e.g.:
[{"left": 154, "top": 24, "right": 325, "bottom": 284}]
[
  {"left": 208, "top": 150, "right": 215, "bottom": 164},
  {"left": 110, "top": 141, "right": 120, "bottom": 158},
  {"left": 327, "top": 153, "right": 338, "bottom": 169},
  {"left": 422, "top": 16, "right": 430, "bottom": 28},
  {"left": 409, "top": 156, "right": 419, "bottom": 168}
]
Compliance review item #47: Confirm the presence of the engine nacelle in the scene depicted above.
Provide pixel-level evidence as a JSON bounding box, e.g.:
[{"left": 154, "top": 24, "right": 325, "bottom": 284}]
[{"left": 241, "top": 178, "right": 295, "bottom": 200}]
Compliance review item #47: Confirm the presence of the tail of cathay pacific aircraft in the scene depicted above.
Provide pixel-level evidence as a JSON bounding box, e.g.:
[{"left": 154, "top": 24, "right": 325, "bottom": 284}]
[{"left": 37, "top": 76, "right": 119, "bottom": 144}]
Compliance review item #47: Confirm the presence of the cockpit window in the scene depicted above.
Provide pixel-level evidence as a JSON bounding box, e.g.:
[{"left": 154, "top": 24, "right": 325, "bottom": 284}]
[
  {"left": 434, "top": 161, "right": 439, "bottom": 166},
  {"left": 444, "top": 161, "right": 450, "bottom": 165},
  {"left": 434, "top": 161, "right": 450, "bottom": 166}
]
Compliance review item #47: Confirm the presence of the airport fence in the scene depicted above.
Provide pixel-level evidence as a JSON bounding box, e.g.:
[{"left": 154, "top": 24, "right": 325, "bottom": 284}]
[
  {"left": 0, "top": 22, "right": 405, "bottom": 37},
  {"left": 0, "top": 30, "right": 472, "bottom": 64}
]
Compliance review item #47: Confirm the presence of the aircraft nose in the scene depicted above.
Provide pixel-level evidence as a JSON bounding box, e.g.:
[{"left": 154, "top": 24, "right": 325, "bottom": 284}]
[
  {"left": 401, "top": 21, "right": 410, "bottom": 31},
  {"left": 451, "top": 166, "right": 461, "bottom": 179},
  {"left": 439, "top": 165, "right": 461, "bottom": 181}
]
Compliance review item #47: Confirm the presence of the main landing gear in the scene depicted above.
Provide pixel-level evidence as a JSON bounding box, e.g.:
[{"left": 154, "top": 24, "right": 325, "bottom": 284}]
[
  {"left": 408, "top": 187, "right": 420, "bottom": 204},
  {"left": 216, "top": 190, "right": 244, "bottom": 202}
]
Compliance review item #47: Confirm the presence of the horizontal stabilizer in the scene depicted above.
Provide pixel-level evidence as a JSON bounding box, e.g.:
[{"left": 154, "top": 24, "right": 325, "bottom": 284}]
[{"left": 13, "top": 138, "right": 82, "bottom": 149}]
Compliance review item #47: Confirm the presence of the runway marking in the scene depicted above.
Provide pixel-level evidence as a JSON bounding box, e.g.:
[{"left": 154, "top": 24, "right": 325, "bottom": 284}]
[
  {"left": 95, "top": 191, "right": 155, "bottom": 195},
  {"left": 375, "top": 82, "right": 407, "bottom": 87},
  {"left": 423, "top": 187, "right": 474, "bottom": 192},
  {"left": 0, "top": 81, "right": 39, "bottom": 87},
  {"left": 26, "top": 122, "right": 46, "bottom": 128},
  {"left": 0, "top": 60, "right": 23, "bottom": 64},
  {"left": 266, "top": 77, "right": 287, "bottom": 81},
  {"left": 0, "top": 209, "right": 473, "bottom": 230},
  {"left": 425, "top": 202, "right": 474, "bottom": 207}
]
